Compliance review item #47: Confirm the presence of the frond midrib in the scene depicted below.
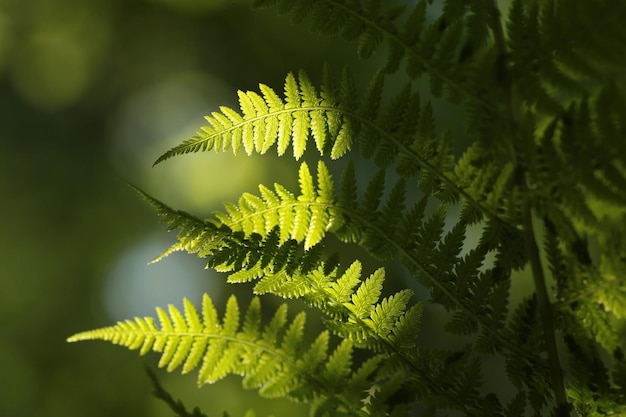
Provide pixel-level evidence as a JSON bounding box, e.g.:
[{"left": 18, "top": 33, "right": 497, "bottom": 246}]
[
  {"left": 155, "top": 105, "right": 345, "bottom": 163},
  {"left": 72, "top": 329, "right": 293, "bottom": 361},
  {"left": 75, "top": 327, "right": 342, "bottom": 402},
  {"left": 223, "top": 200, "right": 332, "bottom": 229}
]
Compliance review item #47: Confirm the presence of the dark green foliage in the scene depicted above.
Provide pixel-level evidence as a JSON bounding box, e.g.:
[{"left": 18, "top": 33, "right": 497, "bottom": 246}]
[{"left": 69, "top": 1, "right": 626, "bottom": 416}]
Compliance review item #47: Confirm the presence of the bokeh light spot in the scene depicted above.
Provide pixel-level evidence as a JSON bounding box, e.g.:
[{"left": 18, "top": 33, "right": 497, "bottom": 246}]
[
  {"left": 10, "top": 33, "right": 90, "bottom": 110},
  {"left": 103, "top": 234, "right": 222, "bottom": 321}
]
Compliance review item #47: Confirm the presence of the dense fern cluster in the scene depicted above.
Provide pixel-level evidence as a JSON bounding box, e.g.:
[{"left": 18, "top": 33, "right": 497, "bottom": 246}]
[{"left": 69, "top": 1, "right": 626, "bottom": 416}]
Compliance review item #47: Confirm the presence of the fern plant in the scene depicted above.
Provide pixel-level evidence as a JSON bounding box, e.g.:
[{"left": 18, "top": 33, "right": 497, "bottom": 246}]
[{"left": 68, "top": 0, "right": 626, "bottom": 416}]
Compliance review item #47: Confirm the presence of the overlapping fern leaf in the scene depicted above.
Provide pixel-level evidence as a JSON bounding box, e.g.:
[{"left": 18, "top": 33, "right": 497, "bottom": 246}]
[
  {"left": 154, "top": 67, "right": 520, "bottom": 238},
  {"left": 68, "top": 294, "right": 416, "bottom": 416},
  {"left": 89, "top": 182, "right": 522, "bottom": 414},
  {"left": 251, "top": 0, "right": 496, "bottom": 105},
  {"left": 133, "top": 180, "right": 421, "bottom": 354},
  {"left": 134, "top": 159, "right": 541, "bottom": 373},
  {"left": 507, "top": 0, "right": 626, "bottom": 115},
  {"left": 503, "top": 4, "right": 626, "bottom": 403}
]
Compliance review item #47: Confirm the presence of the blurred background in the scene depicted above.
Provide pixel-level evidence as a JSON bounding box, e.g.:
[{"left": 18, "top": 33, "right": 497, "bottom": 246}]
[{"left": 0, "top": 0, "right": 532, "bottom": 416}]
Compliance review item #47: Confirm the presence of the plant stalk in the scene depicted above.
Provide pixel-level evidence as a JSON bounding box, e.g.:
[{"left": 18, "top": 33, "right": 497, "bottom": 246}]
[
  {"left": 485, "top": 1, "right": 570, "bottom": 414},
  {"left": 522, "top": 201, "right": 569, "bottom": 414}
]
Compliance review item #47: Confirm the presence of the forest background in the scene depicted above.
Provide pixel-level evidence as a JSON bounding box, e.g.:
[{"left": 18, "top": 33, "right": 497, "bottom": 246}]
[{"left": 0, "top": 0, "right": 556, "bottom": 416}]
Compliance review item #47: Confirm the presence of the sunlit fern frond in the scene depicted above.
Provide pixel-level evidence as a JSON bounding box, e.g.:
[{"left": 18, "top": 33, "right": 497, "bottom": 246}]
[
  {"left": 68, "top": 295, "right": 417, "bottom": 416},
  {"left": 153, "top": 68, "right": 360, "bottom": 164},
  {"left": 213, "top": 160, "right": 340, "bottom": 250},
  {"left": 68, "top": 295, "right": 338, "bottom": 399},
  {"left": 135, "top": 178, "right": 541, "bottom": 370},
  {"left": 155, "top": 68, "right": 521, "bottom": 244}
]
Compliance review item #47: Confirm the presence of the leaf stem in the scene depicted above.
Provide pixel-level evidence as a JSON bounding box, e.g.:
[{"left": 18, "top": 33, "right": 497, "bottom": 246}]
[
  {"left": 522, "top": 198, "right": 569, "bottom": 412},
  {"left": 485, "top": 0, "right": 569, "bottom": 413}
]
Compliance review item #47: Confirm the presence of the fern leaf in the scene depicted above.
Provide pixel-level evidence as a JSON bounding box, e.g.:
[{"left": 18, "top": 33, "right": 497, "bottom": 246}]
[
  {"left": 297, "top": 331, "right": 329, "bottom": 374},
  {"left": 416, "top": 205, "right": 446, "bottom": 262},
  {"left": 298, "top": 162, "right": 315, "bottom": 201},
  {"left": 209, "top": 161, "right": 341, "bottom": 250},
  {"left": 404, "top": 1, "right": 427, "bottom": 46},
  {"left": 366, "top": 290, "right": 413, "bottom": 339},
  {"left": 359, "top": 169, "right": 385, "bottom": 222},
  {"left": 329, "top": 261, "right": 362, "bottom": 305},
  {"left": 281, "top": 312, "right": 306, "bottom": 357},
  {"left": 70, "top": 295, "right": 343, "bottom": 400},
  {"left": 346, "top": 268, "right": 384, "bottom": 320},
  {"left": 323, "top": 339, "right": 353, "bottom": 383},
  {"left": 389, "top": 303, "right": 423, "bottom": 352},
  {"left": 153, "top": 71, "right": 344, "bottom": 164}
]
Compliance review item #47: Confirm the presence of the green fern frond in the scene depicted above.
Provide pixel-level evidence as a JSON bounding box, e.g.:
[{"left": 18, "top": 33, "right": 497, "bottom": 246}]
[
  {"left": 253, "top": 0, "right": 493, "bottom": 106},
  {"left": 69, "top": 295, "right": 342, "bottom": 400},
  {"left": 139, "top": 163, "right": 537, "bottom": 368},
  {"left": 153, "top": 70, "right": 354, "bottom": 164},
  {"left": 70, "top": 294, "right": 422, "bottom": 416},
  {"left": 132, "top": 185, "right": 422, "bottom": 355},
  {"left": 507, "top": 0, "right": 626, "bottom": 115},
  {"left": 212, "top": 161, "right": 339, "bottom": 250},
  {"left": 155, "top": 67, "right": 519, "bottom": 243}
]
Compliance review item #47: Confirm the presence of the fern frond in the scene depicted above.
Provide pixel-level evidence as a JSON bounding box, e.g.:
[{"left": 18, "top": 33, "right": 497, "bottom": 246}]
[
  {"left": 253, "top": 0, "right": 494, "bottom": 107},
  {"left": 69, "top": 295, "right": 342, "bottom": 400},
  {"left": 154, "top": 71, "right": 355, "bottom": 164},
  {"left": 132, "top": 185, "right": 422, "bottom": 357},
  {"left": 155, "top": 68, "right": 519, "bottom": 244},
  {"left": 212, "top": 161, "right": 339, "bottom": 250},
  {"left": 70, "top": 294, "right": 423, "bottom": 416},
  {"left": 139, "top": 164, "right": 540, "bottom": 371},
  {"left": 507, "top": 0, "right": 626, "bottom": 115}
]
